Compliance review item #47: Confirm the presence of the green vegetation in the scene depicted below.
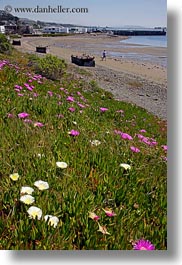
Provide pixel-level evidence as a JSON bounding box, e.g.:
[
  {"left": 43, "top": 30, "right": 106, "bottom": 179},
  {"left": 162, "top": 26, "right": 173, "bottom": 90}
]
[
  {"left": 0, "top": 33, "right": 12, "bottom": 54},
  {"left": 28, "top": 54, "right": 67, "bottom": 80},
  {"left": 0, "top": 51, "right": 167, "bottom": 250}
]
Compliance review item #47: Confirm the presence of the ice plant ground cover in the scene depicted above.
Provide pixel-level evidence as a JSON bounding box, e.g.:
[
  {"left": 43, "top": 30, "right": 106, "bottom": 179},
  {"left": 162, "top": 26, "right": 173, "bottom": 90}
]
[{"left": 0, "top": 51, "right": 167, "bottom": 250}]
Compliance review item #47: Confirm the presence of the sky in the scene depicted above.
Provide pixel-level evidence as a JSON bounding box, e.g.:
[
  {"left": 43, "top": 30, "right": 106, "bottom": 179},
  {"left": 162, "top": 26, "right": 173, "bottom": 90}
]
[{"left": 0, "top": 0, "right": 167, "bottom": 28}]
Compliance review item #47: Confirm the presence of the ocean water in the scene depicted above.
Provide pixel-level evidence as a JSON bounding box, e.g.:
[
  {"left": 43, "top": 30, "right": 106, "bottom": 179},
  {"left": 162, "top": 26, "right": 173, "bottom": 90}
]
[{"left": 120, "top": 35, "right": 167, "bottom": 48}]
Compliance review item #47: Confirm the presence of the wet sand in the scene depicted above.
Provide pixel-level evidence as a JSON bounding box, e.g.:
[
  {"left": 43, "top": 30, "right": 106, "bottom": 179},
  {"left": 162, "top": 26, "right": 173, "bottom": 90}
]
[{"left": 15, "top": 34, "right": 167, "bottom": 120}]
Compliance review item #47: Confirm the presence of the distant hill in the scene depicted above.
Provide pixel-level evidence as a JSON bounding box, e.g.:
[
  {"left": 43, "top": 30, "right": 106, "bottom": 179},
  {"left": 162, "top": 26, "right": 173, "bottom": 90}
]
[
  {"left": 0, "top": 10, "right": 19, "bottom": 22},
  {"left": 0, "top": 10, "right": 83, "bottom": 28}
]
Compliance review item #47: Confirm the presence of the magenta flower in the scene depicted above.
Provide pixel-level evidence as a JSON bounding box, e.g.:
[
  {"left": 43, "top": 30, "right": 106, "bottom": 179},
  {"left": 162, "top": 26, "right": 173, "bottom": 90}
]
[
  {"left": 162, "top": 145, "right": 168, "bottom": 151},
  {"left": 18, "top": 112, "right": 29, "bottom": 119},
  {"left": 7, "top": 113, "right": 14, "bottom": 118},
  {"left": 103, "top": 208, "right": 116, "bottom": 217},
  {"left": 14, "top": 85, "right": 22, "bottom": 90},
  {"left": 114, "top": 130, "right": 122, "bottom": 135},
  {"left": 15, "top": 88, "right": 21, "bottom": 92},
  {"left": 68, "top": 107, "right": 75, "bottom": 112},
  {"left": 100, "top": 107, "right": 108, "bottom": 112},
  {"left": 56, "top": 114, "right": 64, "bottom": 118},
  {"left": 133, "top": 239, "right": 155, "bottom": 250},
  {"left": 116, "top": 109, "right": 124, "bottom": 113},
  {"left": 24, "top": 119, "right": 32, "bottom": 124},
  {"left": 48, "top": 91, "right": 53, "bottom": 97},
  {"left": 137, "top": 134, "right": 145, "bottom": 140},
  {"left": 130, "top": 146, "right": 140, "bottom": 153},
  {"left": 34, "top": 122, "right": 44, "bottom": 127},
  {"left": 67, "top": 96, "right": 75, "bottom": 102},
  {"left": 88, "top": 212, "right": 100, "bottom": 221},
  {"left": 24, "top": 83, "right": 33, "bottom": 91},
  {"left": 68, "top": 130, "right": 80, "bottom": 136},
  {"left": 161, "top": 156, "right": 167, "bottom": 161},
  {"left": 139, "top": 129, "right": 147, "bottom": 133},
  {"left": 77, "top": 103, "right": 86, "bottom": 108},
  {"left": 120, "top": 133, "right": 133, "bottom": 140}
]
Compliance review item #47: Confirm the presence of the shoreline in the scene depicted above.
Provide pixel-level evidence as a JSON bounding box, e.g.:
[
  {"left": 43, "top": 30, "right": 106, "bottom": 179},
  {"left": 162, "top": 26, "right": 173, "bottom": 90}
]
[{"left": 15, "top": 34, "right": 167, "bottom": 120}]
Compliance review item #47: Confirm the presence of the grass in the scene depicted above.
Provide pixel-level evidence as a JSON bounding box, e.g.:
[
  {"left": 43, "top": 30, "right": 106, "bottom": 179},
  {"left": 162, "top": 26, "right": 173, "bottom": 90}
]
[{"left": 0, "top": 51, "right": 167, "bottom": 250}]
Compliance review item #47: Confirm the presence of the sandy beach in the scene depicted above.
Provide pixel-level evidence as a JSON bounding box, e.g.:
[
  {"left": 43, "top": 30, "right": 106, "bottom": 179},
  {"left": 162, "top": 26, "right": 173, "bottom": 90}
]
[{"left": 15, "top": 34, "right": 167, "bottom": 120}]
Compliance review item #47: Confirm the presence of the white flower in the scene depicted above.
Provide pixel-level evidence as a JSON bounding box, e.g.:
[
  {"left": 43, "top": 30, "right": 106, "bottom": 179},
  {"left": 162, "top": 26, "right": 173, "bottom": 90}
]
[
  {"left": 90, "top": 140, "right": 101, "bottom": 146},
  {"left": 97, "top": 223, "right": 110, "bottom": 235},
  {"left": 34, "top": 180, "right": 49, "bottom": 190},
  {"left": 27, "top": 206, "right": 42, "bottom": 220},
  {"left": 44, "top": 215, "right": 59, "bottom": 228},
  {"left": 72, "top": 121, "right": 77, "bottom": 125},
  {"left": 21, "top": 186, "right": 34, "bottom": 195},
  {"left": 10, "top": 173, "right": 19, "bottom": 181},
  {"left": 20, "top": 195, "right": 35, "bottom": 205},
  {"left": 56, "top": 161, "right": 68, "bottom": 169},
  {"left": 120, "top": 163, "right": 131, "bottom": 170}
]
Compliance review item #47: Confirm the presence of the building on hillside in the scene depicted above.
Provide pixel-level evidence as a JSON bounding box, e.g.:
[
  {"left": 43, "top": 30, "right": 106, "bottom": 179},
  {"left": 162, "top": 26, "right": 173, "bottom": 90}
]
[
  {"left": 43, "top": 26, "right": 69, "bottom": 34},
  {"left": 0, "top": 25, "right": 5, "bottom": 34},
  {"left": 69, "top": 27, "right": 87, "bottom": 34}
]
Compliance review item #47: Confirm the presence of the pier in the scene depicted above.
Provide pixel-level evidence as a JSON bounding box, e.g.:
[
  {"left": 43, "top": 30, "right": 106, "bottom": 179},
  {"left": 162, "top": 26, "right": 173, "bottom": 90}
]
[{"left": 112, "top": 29, "right": 166, "bottom": 36}]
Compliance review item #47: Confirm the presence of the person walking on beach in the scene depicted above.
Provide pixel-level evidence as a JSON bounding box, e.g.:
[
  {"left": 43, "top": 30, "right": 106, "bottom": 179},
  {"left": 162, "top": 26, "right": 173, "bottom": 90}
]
[{"left": 102, "top": 50, "right": 106, "bottom": 61}]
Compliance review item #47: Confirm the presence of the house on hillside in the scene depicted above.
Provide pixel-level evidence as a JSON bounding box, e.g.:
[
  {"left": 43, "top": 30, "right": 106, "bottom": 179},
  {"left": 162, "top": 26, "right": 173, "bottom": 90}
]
[
  {"left": 43, "top": 26, "right": 69, "bottom": 34},
  {"left": 0, "top": 25, "right": 5, "bottom": 34}
]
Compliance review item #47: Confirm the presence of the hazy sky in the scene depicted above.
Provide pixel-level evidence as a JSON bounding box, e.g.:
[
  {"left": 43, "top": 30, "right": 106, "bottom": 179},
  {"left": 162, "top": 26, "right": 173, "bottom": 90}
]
[{"left": 0, "top": 0, "right": 167, "bottom": 27}]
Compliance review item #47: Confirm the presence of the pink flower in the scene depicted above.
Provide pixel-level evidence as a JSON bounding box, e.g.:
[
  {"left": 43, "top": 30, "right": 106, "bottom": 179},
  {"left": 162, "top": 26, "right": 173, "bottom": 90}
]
[
  {"left": 68, "top": 130, "right": 80, "bottom": 136},
  {"left": 7, "top": 113, "right": 14, "bottom": 118},
  {"left": 17, "top": 93, "right": 24, "bottom": 97},
  {"left": 130, "top": 146, "right": 140, "bottom": 153},
  {"left": 162, "top": 145, "right": 168, "bottom": 151},
  {"left": 103, "top": 208, "right": 116, "bottom": 217},
  {"left": 18, "top": 112, "right": 29, "bottom": 119},
  {"left": 137, "top": 134, "right": 145, "bottom": 140},
  {"left": 114, "top": 130, "right": 122, "bottom": 135},
  {"left": 100, "top": 107, "right": 108, "bottom": 112},
  {"left": 161, "top": 156, "right": 167, "bottom": 161},
  {"left": 14, "top": 85, "right": 22, "bottom": 90},
  {"left": 68, "top": 107, "right": 75, "bottom": 112},
  {"left": 139, "top": 129, "right": 147, "bottom": 133},
  {"left": 24, "top": 119, "right": 32, "bottom": 123},
  {"left": 56, "top": 114, "right": 64, "bottom": 118},
  {"left": 48, "top": 91, "right": 53, "bottom": 97},
  {"left": 67, "top": 96, "right": 75, "bottom": 102},
  {"left": 15, "top": 88, "right": 21, "bottom": 92},
  {"left": 116, "top": 109, "right": 124, "bottom": 113},
  {"left": 133, "top": 239, "right": 155, "bottom": 250},
  {"left": 34, "top": 122, "right": 44, "bottom": 127},
  {"left": 77, "top": 103, "right": 85, "bottom": 108},
  {"left": 120, "top": 133, "right": 133, "bottom": 140},
  {"left": 88, "top": 212, "right": 100, "bottom": 221}
]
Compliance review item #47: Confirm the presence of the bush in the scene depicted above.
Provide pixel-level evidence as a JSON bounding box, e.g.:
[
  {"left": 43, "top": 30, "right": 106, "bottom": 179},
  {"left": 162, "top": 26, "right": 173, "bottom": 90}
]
[
  {"left": 32, "top": 54, "right": 67, "bottom": 80},
  {"left": 0, "top": 34, "right": 12, "bottom": 54}
]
